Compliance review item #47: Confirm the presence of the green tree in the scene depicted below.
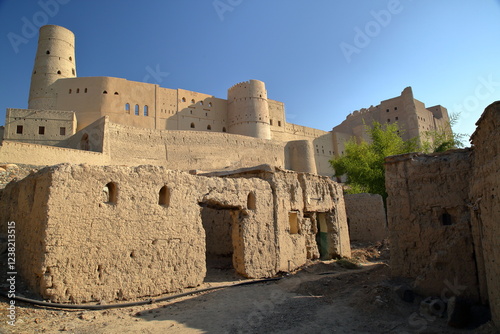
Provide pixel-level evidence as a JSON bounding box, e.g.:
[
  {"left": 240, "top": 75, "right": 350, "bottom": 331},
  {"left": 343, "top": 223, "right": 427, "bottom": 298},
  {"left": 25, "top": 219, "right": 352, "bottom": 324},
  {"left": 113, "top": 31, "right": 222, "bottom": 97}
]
[
  {"left": 330, "top": 121, "right": 418, "bottom": 199},
  {"left": 421, "top": 112, "right": 467, "bottom": 153}
]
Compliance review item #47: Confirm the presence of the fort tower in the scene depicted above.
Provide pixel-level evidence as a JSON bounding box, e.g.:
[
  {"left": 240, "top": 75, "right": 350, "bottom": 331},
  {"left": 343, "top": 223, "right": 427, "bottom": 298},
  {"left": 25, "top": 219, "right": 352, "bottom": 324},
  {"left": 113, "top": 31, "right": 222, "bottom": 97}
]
[
  {"left": 227, "top": 79, "right": 271, "bottom": 140},
  {"left": 28, "top": 25, "right": 76, "bottom": 110}
]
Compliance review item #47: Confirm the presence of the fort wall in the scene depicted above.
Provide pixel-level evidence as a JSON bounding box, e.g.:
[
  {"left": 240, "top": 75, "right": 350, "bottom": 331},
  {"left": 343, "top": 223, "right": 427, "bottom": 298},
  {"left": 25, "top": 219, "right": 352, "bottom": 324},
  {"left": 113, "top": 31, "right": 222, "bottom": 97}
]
[
  {"left": 0, "top": 140, "right": 108, "bottom": 166},
  {"left": 104, "top": 121, "right": 285, "bottom": 170},
  {"left": 344, "top": 193, "right": 387, "bottom": 242}
]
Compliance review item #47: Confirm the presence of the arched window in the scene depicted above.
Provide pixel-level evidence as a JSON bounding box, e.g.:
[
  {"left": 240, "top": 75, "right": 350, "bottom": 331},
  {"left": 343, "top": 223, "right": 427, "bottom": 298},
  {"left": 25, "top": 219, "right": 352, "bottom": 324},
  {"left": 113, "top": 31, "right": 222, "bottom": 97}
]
[
  {"left": 76, "top": 88, "right": 80, "bottom": 93},
  {"left": 247, "top": 192, "right": 256, "bottom": 210},
  {"left": 182, "top": 97, "right": 186, "bottom": 102},
  {"left": 199, "top": 101, "right": 204, "bottom": 106},
  {"left": 103, "top": 182, "right": 117, "bottom": 204},
  {"left": 84, "top": 88, "right": 87, "bottom": 93},
  {"left": 69, "top": 56, "right": 72, "bottom": 61},
  {"left": 190, "top": 123, "right": 195, "bottom": 129},
  {"left": 57, "top": 70, "right": 61, "bottom": 74},
  {"left": 69, "top": 89, "right": 72, "bottom": 94},
  {"left": 125, "top": 103, "right": 130, "bottom": 112},
  {"left": 135, "top": 104, "right": 139, "bottom": 115},
  {"left": 208, "top": 102, "right": 212, "bottom": 107},
  {"left": 72, "top": 68, "right": 75, "bottom": 75},
  {"left": 191, "top": 99, "right": 195, "bottom": 104},
  {"left": 103, "top": 91, "right": 108, "bottom": 94},
  {"left": 114, "top": 92, "right": 119, "bottom": 95},
  {"left": 207, "top": 125, "right": 211, "bottom": 130},
  {"left": 158, "top": 186, "right": 170, "bottom": 207},
  {"left": 222, "top": 127, "right": 227, "bottom": 132},
  {"left": 144, "top": 105, "right": 149, "bottom": 116},
  {"left": 46, "top": 50, "right": 50, "bottom": 54}
]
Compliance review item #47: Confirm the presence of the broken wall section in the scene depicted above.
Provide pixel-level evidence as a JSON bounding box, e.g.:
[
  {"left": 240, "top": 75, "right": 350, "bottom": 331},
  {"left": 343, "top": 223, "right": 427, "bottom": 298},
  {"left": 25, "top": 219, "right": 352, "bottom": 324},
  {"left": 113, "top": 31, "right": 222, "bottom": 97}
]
[
  {"left": 205, "top": 166, "right": 351, "bottom": 273},
  {"left": 344, "top": 193, "right": 387, "bottom": 242},
  {"left": 385, "top": 149, "right": 479, "bottom": 300}
]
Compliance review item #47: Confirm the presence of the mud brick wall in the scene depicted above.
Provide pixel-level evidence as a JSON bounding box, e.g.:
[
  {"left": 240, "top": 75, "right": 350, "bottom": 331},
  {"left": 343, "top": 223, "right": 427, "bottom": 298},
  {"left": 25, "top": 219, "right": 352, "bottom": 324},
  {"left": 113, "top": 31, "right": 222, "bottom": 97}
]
[
  {"left": 385, "top": 149, "right": 479, "bottom": 300},
  {"left": 470, "top": 101, "right": 500, "bottom": 327},
  {"left": 344, "top": 193, "right": 387, "bottom": 242},
  {"left": 0, "top": 164, "right": 275, "bottom": 303}
]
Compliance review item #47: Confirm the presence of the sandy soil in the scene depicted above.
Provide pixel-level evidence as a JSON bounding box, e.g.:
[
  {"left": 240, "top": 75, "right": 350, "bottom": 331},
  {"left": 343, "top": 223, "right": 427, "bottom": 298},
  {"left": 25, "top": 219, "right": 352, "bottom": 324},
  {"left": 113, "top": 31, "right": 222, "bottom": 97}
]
[{"left": 0, "top": 243, "right": 498, "bottom": 334}]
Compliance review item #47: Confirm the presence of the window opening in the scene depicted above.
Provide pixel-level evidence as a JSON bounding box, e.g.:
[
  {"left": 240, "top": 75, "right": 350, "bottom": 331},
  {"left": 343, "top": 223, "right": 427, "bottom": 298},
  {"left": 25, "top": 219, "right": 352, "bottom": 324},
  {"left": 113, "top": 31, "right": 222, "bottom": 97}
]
[
  {"left": 103, "top": 182, "right": 117, "bottom": 204},
  {"left": 289, "top": 211, "right": 299, "bottom": 234},
  {"left": 247, "top": 192, "right": 256, "bottom": 210},
  {"left": 158, "top": 186, "right": 170, "bottom": 207}
]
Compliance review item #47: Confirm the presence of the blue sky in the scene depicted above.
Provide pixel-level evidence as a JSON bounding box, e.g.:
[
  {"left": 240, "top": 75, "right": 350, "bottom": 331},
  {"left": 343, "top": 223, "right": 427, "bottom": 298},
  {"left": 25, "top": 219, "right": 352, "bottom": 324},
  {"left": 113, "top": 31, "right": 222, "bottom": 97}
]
[{"left": 1, "top": 0, "right": 499, "bottom": 142}]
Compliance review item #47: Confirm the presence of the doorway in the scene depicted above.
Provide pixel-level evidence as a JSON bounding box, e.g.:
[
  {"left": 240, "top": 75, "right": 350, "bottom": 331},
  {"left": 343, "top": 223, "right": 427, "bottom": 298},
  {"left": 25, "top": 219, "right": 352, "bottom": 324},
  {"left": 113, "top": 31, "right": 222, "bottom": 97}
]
[
  {"left": 316, "top": 212, "right": 329, "bottom": 259},
  {"left": 199, "top": 202, "right": 241, "bottom": 282}
]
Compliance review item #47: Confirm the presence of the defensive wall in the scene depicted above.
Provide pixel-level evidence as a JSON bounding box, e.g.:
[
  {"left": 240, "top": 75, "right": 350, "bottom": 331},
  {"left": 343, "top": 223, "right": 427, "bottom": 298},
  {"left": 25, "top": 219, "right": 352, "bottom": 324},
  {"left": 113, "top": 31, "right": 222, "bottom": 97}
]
[
  {"left": 0, "top": 164, "right": 350, "bottom": 303},
  {"left": 385, "top": 101, "right": 500, "bottom": 327},
  {"left": 1, "top": 115, "right": 337, "bottom": 176}
]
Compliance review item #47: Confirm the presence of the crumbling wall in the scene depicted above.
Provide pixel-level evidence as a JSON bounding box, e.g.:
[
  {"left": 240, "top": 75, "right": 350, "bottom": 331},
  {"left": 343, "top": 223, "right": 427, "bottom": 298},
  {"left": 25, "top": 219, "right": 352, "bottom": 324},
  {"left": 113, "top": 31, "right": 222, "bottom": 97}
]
[
  {"left": 0, "top": 164, "right": 275, "bottom": 303},
  {"left": 204, "top": 166, "right": 351, "bottom": 272},
  {"left": 298, "top": 173, "right": 351, "bottom": 260},
  {"left": 0, "top": 170, "right": 52, "bottom": 293},
  {"left": 344, "top": 193, "right": 387, "bottom": 242},
  {"left": 385, "top": 150, "right": 479, "bottom": 300},
  {"left": 470, "top": 101, "right": 500, "bottom": 326}
]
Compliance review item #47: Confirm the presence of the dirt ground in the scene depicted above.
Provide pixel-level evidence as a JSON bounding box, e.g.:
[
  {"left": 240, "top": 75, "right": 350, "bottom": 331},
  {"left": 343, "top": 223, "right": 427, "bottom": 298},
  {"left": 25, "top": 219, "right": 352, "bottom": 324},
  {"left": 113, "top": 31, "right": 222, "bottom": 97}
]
[{"left": 0, "top": 242, "right": 498, "bottom": 334}]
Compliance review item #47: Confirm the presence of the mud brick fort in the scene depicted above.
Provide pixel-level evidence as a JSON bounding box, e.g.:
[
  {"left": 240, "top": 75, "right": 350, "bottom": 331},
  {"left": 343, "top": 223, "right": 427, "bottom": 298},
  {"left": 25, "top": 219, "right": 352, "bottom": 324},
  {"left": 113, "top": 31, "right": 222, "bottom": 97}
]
[
  {"left": 0, "top": 25, "right": 450, "bottom": 176},
  {"left": 0, "top": 25, "right": 498, "bottom": 329}
]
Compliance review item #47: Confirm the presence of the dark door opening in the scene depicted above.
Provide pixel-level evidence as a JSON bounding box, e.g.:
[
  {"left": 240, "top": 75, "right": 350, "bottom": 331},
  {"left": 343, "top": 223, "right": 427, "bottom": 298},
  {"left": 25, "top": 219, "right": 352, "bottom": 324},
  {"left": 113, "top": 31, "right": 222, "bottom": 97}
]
[
  {"left": 199, "top": 203, "right": 241, "bottom": 282},
  {"left": 316, "top": 212, "right": 329, "bottom": 260}
]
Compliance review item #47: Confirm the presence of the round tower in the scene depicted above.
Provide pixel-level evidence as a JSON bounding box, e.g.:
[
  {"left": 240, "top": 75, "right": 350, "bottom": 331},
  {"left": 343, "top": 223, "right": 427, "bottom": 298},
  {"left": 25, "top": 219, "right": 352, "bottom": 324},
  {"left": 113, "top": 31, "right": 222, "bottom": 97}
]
[
  {"left": 287, "top": 140, "right": 317, "bottom": 174},
  {"left": 227, "top": 79, "right": 271, "bottom": 139},
  {"left": 28, "top": 25, "right": 76, "bottom": 110}
]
